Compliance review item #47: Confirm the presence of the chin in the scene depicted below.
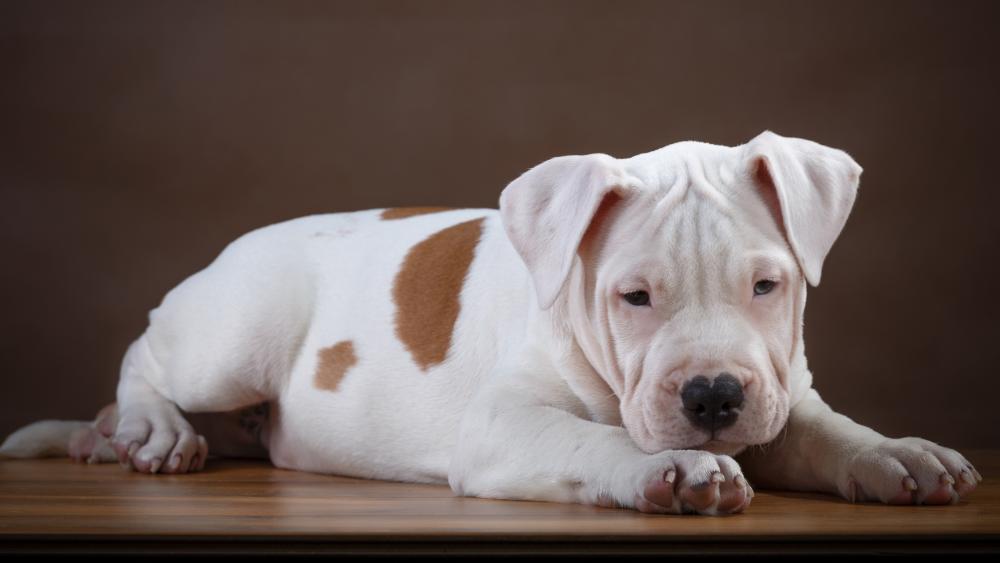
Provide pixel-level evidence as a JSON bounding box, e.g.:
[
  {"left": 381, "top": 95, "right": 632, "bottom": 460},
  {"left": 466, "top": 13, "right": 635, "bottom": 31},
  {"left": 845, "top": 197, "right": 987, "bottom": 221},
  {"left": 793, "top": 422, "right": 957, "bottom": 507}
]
[{"left": 697, "top": 440, "right": 747, "bottom": 457}]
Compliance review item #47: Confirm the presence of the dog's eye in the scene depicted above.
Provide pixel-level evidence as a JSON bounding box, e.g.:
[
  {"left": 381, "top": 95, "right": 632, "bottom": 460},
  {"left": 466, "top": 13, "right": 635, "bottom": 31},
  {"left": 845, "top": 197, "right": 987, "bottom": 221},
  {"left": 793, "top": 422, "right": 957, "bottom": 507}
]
[
  {"left": 622, "top": 290, "right": 650, "bottom": 306},
  {"left": 753, "top": 280, "right": 777, "bottom": 296}
]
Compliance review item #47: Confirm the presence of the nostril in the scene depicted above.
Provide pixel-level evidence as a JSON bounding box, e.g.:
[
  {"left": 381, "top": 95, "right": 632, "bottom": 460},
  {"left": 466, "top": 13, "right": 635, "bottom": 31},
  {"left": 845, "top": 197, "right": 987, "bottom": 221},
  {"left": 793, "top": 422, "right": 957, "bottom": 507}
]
[
  {"left": 680, "top": 375, "right": 712, "bottom": 413},
  {"left": 679, "top": 372, "right": 745, "bottom": 432},
  {"left": 715, "top": 373, "right": 744, "bottom": 409}
]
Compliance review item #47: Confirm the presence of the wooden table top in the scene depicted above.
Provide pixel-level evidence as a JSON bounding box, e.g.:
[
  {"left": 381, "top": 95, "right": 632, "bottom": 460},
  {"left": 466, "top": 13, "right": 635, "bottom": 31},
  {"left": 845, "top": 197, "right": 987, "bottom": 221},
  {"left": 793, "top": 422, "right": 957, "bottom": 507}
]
[{"left": 1, "top": 451, "right": 998, "bottom": 555}]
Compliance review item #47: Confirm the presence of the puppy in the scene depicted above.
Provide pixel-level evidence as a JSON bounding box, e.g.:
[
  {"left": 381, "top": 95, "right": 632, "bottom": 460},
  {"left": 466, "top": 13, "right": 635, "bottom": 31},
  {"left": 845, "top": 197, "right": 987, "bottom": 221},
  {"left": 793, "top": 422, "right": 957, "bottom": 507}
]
[{"left": 2, "top": 131, "right": 980, "bottom": 514}]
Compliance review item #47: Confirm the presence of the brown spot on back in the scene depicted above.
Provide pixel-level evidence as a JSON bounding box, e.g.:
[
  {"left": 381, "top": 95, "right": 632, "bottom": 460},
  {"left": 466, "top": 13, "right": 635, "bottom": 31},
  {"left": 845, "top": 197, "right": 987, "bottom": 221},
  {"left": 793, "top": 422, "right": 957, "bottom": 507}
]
[
  {"left": 393, "top": 217, "right": 486, "bottom": 370},
  {"left": 314, "top": 341, "right": 358, "bottom": 392},
  {"left": 380, "top": 207, "right": 453, "bottom": 220}
]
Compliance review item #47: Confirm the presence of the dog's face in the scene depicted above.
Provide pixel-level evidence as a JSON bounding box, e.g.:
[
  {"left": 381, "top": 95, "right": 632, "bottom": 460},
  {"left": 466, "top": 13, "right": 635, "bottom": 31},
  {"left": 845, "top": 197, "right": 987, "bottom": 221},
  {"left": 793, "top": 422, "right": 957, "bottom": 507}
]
[
  {"left": 582, "top": 165, "right": 801, "bottom": 455},
  {"left": 501, "top": 132, "right": 861, "bottom": 455}
]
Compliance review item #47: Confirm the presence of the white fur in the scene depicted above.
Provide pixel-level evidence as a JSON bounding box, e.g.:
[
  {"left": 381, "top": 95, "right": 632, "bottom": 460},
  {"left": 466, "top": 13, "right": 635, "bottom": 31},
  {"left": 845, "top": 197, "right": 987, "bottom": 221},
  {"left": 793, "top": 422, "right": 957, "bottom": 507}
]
[
  {"left": 0, "top": 420, "right": 91, "bottom": 459},
  {"left": 4, "top": 131, "right": 978, "bottom": 513}
]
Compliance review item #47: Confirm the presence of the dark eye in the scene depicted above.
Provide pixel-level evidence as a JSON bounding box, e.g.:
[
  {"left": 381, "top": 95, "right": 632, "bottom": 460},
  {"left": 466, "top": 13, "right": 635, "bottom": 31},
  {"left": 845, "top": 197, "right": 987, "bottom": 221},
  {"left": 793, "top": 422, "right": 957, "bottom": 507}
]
[
  {"left": 622, "top": 290, "right": 650, "bottom": 306},
  {"left": 753, "top": 280, "right": 777, "bottom": 296}
]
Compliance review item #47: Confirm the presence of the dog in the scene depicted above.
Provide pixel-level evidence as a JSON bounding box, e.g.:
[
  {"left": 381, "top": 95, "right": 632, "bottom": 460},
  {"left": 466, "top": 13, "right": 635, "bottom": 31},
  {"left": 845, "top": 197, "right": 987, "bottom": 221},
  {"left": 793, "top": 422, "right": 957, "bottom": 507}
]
[{"left": 1, "top": 131, "right": 980, "bottom": 515}]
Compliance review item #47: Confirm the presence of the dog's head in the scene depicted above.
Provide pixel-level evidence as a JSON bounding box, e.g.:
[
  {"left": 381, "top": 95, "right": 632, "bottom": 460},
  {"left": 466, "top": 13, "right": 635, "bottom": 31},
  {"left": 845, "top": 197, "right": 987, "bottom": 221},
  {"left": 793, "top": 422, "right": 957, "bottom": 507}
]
[{"left": 499, "top": 131, "right": 861, "bottom": 455}]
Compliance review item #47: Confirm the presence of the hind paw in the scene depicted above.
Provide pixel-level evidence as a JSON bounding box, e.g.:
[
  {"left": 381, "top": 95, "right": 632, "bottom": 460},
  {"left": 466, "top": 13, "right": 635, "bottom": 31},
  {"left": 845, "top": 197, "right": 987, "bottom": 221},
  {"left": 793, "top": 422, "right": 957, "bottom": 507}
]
[
  {"left": 112, "top": 404, "right": 209, "bottom": 474},
  {"left": 68, "top": 427, "right": 117, "bottom": 464}
]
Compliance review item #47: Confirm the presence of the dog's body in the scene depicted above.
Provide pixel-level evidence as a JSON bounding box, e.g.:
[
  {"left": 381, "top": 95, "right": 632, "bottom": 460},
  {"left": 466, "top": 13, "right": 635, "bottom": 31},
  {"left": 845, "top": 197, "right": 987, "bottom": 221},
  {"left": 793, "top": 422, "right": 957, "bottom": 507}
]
[{"left": 1, "top": 132, "right": 979, "bottom": 514}]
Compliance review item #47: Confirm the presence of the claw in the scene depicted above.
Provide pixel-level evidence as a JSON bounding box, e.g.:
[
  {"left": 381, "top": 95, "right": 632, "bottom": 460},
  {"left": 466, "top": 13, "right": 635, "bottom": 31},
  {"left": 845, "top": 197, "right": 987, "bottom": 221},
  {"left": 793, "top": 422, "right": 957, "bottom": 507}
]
[{"left": 846, "top": 477, "right": 860, "bottom": 504}]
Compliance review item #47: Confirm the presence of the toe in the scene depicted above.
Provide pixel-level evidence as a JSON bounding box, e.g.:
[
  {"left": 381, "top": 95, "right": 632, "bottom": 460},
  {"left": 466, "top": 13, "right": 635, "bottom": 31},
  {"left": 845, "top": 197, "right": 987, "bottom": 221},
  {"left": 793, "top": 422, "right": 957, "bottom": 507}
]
[
  {"left": 895, "top": 450, "right": 950, "bottom": 504},
  {"left": 679, "top": 472, "right": 722, "bottom": 513},
  {"left": 716, "top": 474, "right": 751, "bottom": 513},
  {"left": 887, "top": 477, "right": 918, "bottom": 505},
  {"left": 955, "top": 469, "right": 978, "bottom": 496},
  {"left": 642, "top": 469, "right": 677, "bottom": 509},
  {"left": 714, "top": 456, "right": 750, "bottom": 514},
  {"left": 95, "top": 403, "right": 119, "bottom": 438},
  {"left": 848, "top": 448, "right": 915, "bottom": 504},
  {"left": 112, "top": 417, "right": 151, "bottom": 469},
  {"left": 134, "top": 429, "right": 179, "bottom": 474},
  {"left": 163, "top": 431, "right": 199, "bottom": 474},
  {"left": 193, "top": 435, "right": 209, "bottom": 472},
  {"left": 921, "top": 474, "right": 959, "bottom": 505},
  {"left": 919, "top": 442, "right": 979, "bottom": 499},
  {"left": 970, "top": 465, "right": 983, "bottom": 483}
]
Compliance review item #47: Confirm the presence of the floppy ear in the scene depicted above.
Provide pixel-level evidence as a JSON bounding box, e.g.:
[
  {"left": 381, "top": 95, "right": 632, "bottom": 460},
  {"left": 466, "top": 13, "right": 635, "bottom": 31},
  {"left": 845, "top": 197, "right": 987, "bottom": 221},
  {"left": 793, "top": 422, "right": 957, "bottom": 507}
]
[
  {"left": 499, "top": 153, "right": 636, "bottom": 310},
  {"left": 744, "top": 131, "right": 863, "bottom": 286}
]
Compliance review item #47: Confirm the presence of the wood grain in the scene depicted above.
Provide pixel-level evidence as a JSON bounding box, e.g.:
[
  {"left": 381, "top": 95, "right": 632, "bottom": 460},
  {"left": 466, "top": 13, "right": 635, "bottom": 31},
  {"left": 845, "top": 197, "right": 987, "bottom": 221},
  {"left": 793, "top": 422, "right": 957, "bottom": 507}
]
[{"left": 1, "top": 451, "right": 998, "bottom": 554}]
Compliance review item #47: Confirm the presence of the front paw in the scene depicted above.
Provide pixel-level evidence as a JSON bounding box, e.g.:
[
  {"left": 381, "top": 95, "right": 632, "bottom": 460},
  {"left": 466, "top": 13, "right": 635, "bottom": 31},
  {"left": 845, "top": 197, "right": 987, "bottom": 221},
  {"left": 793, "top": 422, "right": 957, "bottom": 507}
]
[
  {"left": 839, "top": 437, "right": 981, "bottom": 505},
  {"left": 628, "top": 451, "right": 753, "bottom": 515}
]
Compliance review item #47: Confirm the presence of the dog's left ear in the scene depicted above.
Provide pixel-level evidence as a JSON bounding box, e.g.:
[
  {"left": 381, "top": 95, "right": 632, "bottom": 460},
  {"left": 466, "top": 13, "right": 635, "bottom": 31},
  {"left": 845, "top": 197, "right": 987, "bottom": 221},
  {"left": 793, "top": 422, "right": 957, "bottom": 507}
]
[
  {"left": 744, "top": 131, "right": 863, "bottom": 286},
  {"left": 500, "top": 153, "right": 637, "bottom": 310}
]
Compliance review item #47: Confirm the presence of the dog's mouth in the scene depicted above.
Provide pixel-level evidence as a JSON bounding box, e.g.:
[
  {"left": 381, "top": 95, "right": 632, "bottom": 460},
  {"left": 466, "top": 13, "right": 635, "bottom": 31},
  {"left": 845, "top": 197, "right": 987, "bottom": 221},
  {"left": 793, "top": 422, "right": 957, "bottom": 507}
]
[{"left": 696, "top": 439, "right": 746, "bottom": 457}]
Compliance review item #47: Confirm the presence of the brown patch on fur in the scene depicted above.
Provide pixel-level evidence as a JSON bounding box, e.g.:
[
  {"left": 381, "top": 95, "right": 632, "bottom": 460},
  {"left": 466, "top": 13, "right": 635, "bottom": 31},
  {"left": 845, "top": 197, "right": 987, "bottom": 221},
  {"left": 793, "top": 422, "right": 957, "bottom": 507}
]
[
  {"left": 393, "top": 217, "right": 486, "bottom": 370},
  {"left": 314, "top": 341, "right": 358, "bottom": 392},
  {"left": 380, "top": 207, "right": 453, "bottom": 220}
]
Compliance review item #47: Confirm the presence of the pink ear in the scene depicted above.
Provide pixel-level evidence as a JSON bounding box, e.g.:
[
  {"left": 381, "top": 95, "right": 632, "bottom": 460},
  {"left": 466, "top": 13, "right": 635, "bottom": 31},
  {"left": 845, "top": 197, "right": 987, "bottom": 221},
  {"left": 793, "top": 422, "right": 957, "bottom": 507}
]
[
  {"left": 499, "top": 153, "right": 636, "bottom": 309},
  {"left": 745, "top": 131, "right": 863, "bottom": 286}
]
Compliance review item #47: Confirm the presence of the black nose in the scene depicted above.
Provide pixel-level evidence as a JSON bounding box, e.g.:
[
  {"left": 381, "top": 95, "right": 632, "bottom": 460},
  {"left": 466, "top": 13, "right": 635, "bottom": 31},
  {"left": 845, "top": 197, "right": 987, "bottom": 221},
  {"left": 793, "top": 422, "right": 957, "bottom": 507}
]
[{"left": 680, "top": 373, "right": 744, "bottom": 432}]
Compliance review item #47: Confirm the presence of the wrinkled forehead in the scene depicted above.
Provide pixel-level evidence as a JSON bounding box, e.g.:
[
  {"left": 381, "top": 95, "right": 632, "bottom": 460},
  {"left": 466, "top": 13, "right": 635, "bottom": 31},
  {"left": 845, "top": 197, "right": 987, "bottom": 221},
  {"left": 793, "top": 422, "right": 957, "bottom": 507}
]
[
  {"left": 601, "top": 143, "right": 794, "bottom": 282},
  {"left": 624, "top": 141, "right": 741, "bottom": 197}
]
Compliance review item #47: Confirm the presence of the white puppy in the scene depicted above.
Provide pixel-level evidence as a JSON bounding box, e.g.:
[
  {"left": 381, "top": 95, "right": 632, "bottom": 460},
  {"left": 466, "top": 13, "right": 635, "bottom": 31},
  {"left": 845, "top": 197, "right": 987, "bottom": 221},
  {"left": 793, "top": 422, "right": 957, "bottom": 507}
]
[{"left": 2, "top": 131, "right": 980, "bottom": 515}]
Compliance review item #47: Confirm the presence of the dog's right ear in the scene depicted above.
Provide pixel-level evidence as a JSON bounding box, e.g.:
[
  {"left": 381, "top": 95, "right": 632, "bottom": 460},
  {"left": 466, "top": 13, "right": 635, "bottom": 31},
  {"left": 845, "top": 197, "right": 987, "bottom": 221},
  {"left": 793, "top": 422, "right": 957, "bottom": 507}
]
[{"left": 499, "top": 154, "right": 637, "bottom": 310}]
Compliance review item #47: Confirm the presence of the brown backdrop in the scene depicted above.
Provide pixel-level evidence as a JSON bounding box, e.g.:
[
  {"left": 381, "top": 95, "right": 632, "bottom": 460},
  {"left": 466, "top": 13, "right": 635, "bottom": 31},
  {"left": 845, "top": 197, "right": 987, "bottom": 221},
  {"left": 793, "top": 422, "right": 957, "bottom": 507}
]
[{"left": 2, "top": 0, "right": 998, "bottom": 448}]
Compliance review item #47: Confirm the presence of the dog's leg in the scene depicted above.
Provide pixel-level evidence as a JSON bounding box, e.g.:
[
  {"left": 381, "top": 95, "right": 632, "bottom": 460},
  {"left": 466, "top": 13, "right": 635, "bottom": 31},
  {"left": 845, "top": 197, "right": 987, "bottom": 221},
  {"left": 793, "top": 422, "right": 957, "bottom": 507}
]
[
  {"left": 113, "top": 232, "right": 313, "bottom": 474},
  {"left": 738, "top": 388, "right": 981, "bottom": 504},
  {"left": 449, "top": 367, "right": 753, "bottom": 515},
  {"left": 113, "top": 339, "right": 210, "bottom": 474},
  {"left": 64, "top": 401, "right": 271, "bottom": 468}
]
